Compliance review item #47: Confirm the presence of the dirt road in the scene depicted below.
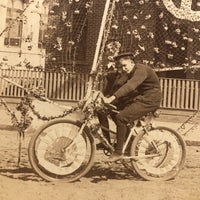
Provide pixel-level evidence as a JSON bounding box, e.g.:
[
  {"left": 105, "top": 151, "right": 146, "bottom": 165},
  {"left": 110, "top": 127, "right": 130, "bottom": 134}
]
[{"left": 0, "top": 130, "right": 200, "bottom": 200}]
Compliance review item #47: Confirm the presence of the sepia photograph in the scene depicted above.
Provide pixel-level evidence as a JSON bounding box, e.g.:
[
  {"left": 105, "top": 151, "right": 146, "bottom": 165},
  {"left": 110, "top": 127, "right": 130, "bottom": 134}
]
[{"left": 0, "top": 0, "right": 200, "bottom": 199}]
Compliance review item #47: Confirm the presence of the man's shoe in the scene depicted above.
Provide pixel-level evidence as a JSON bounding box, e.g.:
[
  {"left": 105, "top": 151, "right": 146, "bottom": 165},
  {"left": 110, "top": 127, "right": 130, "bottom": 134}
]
[{"left": 108, "top": 152, "right": 123, "bottom": 162}]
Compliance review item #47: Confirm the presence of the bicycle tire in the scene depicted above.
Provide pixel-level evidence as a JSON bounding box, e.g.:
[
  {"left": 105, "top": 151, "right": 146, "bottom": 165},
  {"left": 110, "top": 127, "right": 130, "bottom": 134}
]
[
  {"left": 130, "top": 126, "right": 186, "bottom": 181},
  {"left": 28, "top": 119, "right": 96, "bottom": 182}
]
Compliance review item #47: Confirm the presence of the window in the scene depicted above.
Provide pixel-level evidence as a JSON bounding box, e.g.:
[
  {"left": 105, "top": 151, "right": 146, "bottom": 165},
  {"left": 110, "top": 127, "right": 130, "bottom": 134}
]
[
  {"left": 4, "top": 0, "right": 23, "bottom": 47},
  {"left": 38, "top": 14, "right": 48, "bottom": 48},
  {"left": 38, "top": 6, "right": 48, "bottom": 49}
]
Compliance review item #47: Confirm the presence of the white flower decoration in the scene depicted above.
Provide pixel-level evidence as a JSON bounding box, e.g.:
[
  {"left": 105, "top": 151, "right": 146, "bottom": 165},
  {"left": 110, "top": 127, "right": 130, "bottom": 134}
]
[
  {"left": 123, "top": 16, "right": 129, "bottom": 21},
  {"left": 112, "top": 24, "right": 118, "bottom": 29},
  {"left": 145, "top": 15, "right": 151, "bottom": 20},
  {"left": 148, "top": 32, "right": 154, "bottom": 39},
  {"left": 165, "top": 40, "right": 172, "bottom": 44},
  {"left": 188, "top": 38, "right": 193, "bottom": 42},
  {"left": 139, "top": 0, "right": 144, "bottom": 5},
  {"left": 192, "top": 28, "right": 199, "bottom": 33},
  {"left": 74, "top": 9, "right": 80, "bottom": 14},
  {"left": 154, "top": 47, "right": 159, "bottom": 53},
  {"left": 172, "top": 42, "right": 178, "bottom": 48},
  {"left": 191, "top": 60, "right": 197, "bottom": 64},
  {"left": 159, "top": 12, "right": 164, "bottom": 18},
  {"left": 141, "top": 25, "right": 146, "bottom": 29},
  {"left": 138, "top": 45, "right": 145, "bottom": 51},
  {"left": 133, "top": 15, "right": 138, "bottom": 20},
  {"left": 124, "top": 1, "right": 131, "bottom": 5},
  {"left": 168, "top": 54, "right": 174, "bottom": 59},
  {"left": 175, "top": 28, "right": 181, "bottom": 34}
]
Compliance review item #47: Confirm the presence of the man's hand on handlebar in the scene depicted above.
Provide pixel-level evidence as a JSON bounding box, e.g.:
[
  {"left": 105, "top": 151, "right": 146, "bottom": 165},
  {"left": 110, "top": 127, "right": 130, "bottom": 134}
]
[
  {"left": 102, "top": 95, "right": 119, "bottom": 113},
  {"left": 102, "top": 95, "right": 116, "bottom": 104}
]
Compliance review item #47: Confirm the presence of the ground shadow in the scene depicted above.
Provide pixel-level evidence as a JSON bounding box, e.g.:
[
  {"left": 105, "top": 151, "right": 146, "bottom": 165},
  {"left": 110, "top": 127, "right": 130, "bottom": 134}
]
[
  {"left": 0, "top": 167, "right": 44, "bottom": 182},
  {"left": 85, "top": 161, "right": 143, "bottom": 183},
  {"left": 0, "top": 161, "right": 143, "bottom": 183}
]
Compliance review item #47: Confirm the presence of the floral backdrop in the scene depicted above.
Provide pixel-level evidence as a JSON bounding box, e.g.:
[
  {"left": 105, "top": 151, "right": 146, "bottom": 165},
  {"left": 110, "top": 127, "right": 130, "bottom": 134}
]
[
  {"left": 42, "top": 0, "right": 200, "bottom": 72},
  {"left": 2, "top": 0, "right": 200, "bottom": 72},
  {"left": 106, "top": 0, "right": 200, "bottom": 71}
]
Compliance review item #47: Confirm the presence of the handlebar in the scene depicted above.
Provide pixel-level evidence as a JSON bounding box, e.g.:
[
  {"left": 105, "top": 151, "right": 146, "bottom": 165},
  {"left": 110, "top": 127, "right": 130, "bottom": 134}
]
[
  {"left": 81, "top": 90, "right": 120, "bottom": 114},
  {"left": 104, "top": 103, "right": 117, "bottom": 110},
  {"left": 104, "top": 103, "right": 119, "bottom": 114}
]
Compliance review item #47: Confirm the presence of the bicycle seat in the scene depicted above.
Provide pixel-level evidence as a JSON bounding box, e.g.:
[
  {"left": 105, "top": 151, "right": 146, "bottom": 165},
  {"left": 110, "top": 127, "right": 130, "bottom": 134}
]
[
  {"left": 125, "top": 109, "right": 160, "bottom": 129},
  {"left": 143, "top": 109, "right": 160, "bottom": 119}
]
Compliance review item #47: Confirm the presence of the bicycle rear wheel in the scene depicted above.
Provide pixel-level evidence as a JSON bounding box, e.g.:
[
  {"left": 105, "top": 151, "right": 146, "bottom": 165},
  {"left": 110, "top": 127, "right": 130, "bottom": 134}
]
[
  {"left": 28, "top": 119, "right": 95, "bottom": 182},
  {"left": 130, "top": 126, "right": 186, "bottom": 181}
]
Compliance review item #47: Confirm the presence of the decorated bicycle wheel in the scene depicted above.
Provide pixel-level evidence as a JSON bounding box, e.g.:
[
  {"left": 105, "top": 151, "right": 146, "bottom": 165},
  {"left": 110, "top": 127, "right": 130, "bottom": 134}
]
[
  {"left": 28, "top": 119, "right": 95, "bottom": 182},
  {"left": 130, "top": 126, "right": 186, "bottom": 181}
]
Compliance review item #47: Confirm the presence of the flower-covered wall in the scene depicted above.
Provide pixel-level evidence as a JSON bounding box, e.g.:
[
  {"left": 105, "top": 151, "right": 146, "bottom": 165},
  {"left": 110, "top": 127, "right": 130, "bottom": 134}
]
[
  {"left": 43, "top": 0, "right": 94, "bottom": 72},
  {"left": 43, "top": 0, "right": 200, "bottom": 76},
  {"left": 0, "top": 0, "right": 48, "bottom": 70},
  {"left": 106, "top": 0, "right": 200, "bottom": 73}
]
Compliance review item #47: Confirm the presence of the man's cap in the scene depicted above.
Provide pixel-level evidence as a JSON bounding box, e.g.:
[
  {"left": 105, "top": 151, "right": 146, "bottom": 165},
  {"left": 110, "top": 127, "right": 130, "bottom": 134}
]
[{"left": 113, "top": 52, "right": 134, "bottom": 61}]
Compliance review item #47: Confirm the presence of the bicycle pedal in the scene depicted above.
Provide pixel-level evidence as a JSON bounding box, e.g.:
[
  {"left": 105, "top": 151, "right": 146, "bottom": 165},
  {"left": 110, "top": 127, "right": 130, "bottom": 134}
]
[
  {"left": 115, "top": 160, "right": 122, "bottom": 164},
  {"left": 104, "top": 161, "right": 112, "bottom": 166}
]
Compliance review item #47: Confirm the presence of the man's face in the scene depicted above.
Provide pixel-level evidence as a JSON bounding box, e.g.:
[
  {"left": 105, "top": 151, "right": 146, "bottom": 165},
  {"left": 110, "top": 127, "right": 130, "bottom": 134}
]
[{"left": 119, "top": 58, "right": 135, "bottom": 73}]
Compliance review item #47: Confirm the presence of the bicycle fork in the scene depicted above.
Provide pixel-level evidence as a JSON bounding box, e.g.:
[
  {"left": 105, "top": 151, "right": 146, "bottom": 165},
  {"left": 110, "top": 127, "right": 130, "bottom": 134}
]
[
  {"left": 142, "top": 126, "right": 160, "bottom": 153},
  {"left": 62, "top": 121, "right": 88, "bottom": 152}
]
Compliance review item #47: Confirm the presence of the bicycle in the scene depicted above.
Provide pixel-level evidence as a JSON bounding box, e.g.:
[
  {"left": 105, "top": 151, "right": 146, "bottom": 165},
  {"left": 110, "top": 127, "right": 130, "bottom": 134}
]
[{"left": 28, "top": 90, "right": 186, "bottom": 182}]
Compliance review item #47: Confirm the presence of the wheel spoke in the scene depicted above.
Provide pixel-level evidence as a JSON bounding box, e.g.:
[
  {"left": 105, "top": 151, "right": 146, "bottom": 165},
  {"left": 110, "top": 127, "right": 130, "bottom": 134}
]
[
  {"left": 28, "top": 119, "right": 95, "bottom": 182},
  {"left": 130, "top": 127, "right": 186, "bottom": 181}
]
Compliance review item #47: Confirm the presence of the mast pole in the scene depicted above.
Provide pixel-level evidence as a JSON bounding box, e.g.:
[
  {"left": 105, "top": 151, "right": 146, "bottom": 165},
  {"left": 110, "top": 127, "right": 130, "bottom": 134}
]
[{"left": 85, "top": 0, "right": 111, "bottom": 97}]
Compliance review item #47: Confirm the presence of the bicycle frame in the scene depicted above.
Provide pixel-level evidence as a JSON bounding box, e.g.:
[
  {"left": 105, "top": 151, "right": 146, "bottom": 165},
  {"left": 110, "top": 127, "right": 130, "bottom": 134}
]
[
  {"left": 100, "top": 124, "right": 135, "bottom": 154},
  {"left": 100, "top": 124, "right": 161, "bottom": 162},
  {"left": 65, "top": 90, "right": 161, "bottom": 161},
  {"left": 97, "top": 115, "right": 162, "bottom": 161},
  {"left": 28, "top": 92, "right": 186, "bottom": 182}
]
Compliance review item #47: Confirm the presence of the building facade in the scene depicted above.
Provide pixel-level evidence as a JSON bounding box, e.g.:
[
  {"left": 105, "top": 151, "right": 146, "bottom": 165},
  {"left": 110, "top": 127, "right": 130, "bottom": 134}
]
[{"left": 0, "top": 0, "right": 48, "bottom": 70}]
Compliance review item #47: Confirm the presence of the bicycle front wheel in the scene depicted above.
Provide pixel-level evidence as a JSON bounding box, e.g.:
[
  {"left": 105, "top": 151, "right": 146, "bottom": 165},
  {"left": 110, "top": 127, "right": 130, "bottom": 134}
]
[
  {"left": 28, "top": 119, "right": 96, "bottom": 182},
  {"left": 130, "top": 126, "right": 186, "bottom": 181}
]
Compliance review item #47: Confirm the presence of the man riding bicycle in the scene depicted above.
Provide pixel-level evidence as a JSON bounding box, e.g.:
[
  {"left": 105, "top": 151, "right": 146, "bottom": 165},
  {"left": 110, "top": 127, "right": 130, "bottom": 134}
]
[{"left": 102, "top": 52, "right": 162, "bottom": 162}]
